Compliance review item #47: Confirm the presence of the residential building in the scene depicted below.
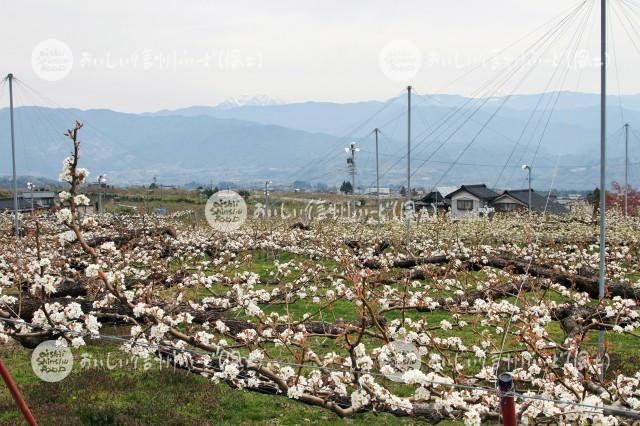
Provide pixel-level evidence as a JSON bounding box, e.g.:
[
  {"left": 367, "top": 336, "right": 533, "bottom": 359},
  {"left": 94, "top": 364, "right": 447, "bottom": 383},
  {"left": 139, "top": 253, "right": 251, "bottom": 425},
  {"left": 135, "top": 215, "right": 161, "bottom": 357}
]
[
  {"left": 415, "top": 190, "right": 450, "bottom": 214},
  {"left": 493, "top": 189, "right": 568, "bottom": 215},
  {"left": 0, "top": 191, "right": 57, "bottom": 211},
  {"left": 448, "top": 184, "right": 498, "bottom": 218},
  {"left": 365, "top": 187, "right": 391, "bottom": 196}
]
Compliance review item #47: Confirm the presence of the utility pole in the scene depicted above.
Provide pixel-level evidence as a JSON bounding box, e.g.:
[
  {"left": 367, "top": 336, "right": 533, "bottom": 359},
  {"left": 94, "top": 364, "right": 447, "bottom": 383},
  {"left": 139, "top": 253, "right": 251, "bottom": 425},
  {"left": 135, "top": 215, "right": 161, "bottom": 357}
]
[
  {"left": 345, "top": 142, "right": 359, "bottom": 214},
  {"left": 264, "top": 180, "right": 272, "bottom": 218},
  {"left": 7, "top": 74, "right": 19, "bottom": 237},
  {"left": 598, "top": 0, "right": 607, "bottom": 380},
  {"left": 374, "top": 128, "right": 381, "bottom": 225},
  {"left": 406, "top": 85, "right": 413, "bottom": 232},
  {"left": 624, "top": 123, "right": 629, "bottom": 217}
]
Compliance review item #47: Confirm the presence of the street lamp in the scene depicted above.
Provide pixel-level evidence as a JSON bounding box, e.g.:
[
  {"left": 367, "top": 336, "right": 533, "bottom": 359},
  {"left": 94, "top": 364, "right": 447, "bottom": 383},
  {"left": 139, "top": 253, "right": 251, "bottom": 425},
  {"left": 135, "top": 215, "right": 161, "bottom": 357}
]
[
  {"left": 264, "top": 180, "right": 272, "bottom": 218},
  {"left": 97, "top": 175, "right": 107, "bottom": 213},
  {"left": 522, "top": 164, "right": 532, "bottom": 215},
  {"left": 26, "top": 182, "right": 35, "bottom": 211}
]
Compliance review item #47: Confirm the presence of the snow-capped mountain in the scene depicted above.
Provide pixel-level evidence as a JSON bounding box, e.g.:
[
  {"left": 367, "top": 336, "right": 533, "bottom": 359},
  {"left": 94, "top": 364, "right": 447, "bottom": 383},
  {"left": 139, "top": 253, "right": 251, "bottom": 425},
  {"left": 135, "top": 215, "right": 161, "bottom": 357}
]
[{"left": 215, "top": 95, "right": 283, "bottom": 109}]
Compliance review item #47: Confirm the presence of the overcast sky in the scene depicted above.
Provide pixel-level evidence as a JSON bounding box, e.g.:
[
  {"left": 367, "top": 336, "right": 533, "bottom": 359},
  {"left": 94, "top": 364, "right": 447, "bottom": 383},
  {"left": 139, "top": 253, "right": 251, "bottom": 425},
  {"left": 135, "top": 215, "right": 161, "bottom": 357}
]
[{"left": 2, "top": 0, "right": 639, "bottom": 112}]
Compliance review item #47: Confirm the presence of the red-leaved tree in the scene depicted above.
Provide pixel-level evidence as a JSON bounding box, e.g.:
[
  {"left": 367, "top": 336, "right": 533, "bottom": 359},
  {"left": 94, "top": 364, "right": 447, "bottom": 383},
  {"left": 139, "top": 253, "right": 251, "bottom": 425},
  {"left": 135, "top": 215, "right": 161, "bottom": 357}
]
[{"left": 607, "top": 181, "right": 640, "bottom": 215}]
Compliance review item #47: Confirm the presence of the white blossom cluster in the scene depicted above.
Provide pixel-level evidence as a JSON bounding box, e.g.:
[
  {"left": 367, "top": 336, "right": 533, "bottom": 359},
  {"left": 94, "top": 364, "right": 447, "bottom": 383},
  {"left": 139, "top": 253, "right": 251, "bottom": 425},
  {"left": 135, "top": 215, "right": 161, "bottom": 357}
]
[{"left": 0, "top": 136, "right": 639, "bottom": 424}]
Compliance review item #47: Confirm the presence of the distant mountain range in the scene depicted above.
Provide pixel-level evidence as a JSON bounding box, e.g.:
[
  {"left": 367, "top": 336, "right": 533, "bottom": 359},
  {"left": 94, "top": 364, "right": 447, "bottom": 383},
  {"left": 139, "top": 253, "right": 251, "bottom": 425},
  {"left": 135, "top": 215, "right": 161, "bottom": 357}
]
[
  {"left": 147, "top": 91, "right": 640, "bottom": 136},
  {"left": 0, "top": 176, "right": 59, "bottom": 191},
  {"left": 1, "top": 91, "right": 639, "bottom": 190}
]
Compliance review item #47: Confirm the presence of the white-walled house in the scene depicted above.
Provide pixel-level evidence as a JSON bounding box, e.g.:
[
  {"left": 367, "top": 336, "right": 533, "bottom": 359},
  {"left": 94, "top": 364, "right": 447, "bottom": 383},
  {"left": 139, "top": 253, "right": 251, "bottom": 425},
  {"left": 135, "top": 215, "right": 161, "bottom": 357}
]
[
  {"left": 448, "top": 184, "right": 498, "bottom": 219},
  {"left": 423, "top": 185, "right": 569, "bottom": 219}
]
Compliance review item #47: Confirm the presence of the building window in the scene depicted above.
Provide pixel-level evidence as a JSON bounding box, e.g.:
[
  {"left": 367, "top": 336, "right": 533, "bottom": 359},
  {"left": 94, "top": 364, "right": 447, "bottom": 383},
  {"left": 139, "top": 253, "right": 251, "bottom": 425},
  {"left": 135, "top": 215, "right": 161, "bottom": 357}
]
[
  {"left": 496, "top": 203, "right": 519, "bottom": 212},
  {"left": 457, "top": 199, "right": 474, "bottom": 210}
]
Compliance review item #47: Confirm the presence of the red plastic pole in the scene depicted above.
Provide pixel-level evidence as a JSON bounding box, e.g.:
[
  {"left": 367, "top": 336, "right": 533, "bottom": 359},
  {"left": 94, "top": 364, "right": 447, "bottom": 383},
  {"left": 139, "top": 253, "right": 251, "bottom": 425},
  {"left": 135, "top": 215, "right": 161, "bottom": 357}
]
[
  {"left": 497, "top": 372, "right": 517, "bottom": 426},
  {"left": 0, "top": 357, "right": 38, "bottom": 426}
]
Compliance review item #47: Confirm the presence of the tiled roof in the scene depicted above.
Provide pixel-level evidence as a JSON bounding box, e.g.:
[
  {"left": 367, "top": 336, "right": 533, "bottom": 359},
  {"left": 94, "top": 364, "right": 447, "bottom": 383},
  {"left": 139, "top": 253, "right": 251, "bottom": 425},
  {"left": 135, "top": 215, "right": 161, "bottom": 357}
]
[
  {"left": 449, "top": 184, "right": 499, "bottom": 201},
  {"left": 500, "top": 189, "right": 568, "bottom": 214},
  {"left": 418, "top": 191, "right": 450, "bottom": 205}
]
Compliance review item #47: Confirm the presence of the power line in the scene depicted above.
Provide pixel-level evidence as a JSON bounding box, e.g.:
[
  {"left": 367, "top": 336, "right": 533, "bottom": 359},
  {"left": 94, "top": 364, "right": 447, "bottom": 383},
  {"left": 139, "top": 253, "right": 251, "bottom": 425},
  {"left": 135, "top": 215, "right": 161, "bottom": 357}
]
[
  {"left": 423, "top": 1, "right": 593, "bottom": 193},
  {"left": 385, "top": 1, "right": 590, "bottom": 188},
  {"left": 524, "top": 0, "right": 597, "bottom": 172},
  {"left": 346, "top": 1, "right": 591, "bottom": 191},
  {"left": 495, "top": 0, "right": 597, "bottom": 187},
  {"left": 284, "top": 93, "right": 404, "bottom": 183},
  {"left": 414, "top": 2, "right": 590, "bottom": 157},
  {"left": 357, "top": 147, "right": 640, "bottom": 170}
]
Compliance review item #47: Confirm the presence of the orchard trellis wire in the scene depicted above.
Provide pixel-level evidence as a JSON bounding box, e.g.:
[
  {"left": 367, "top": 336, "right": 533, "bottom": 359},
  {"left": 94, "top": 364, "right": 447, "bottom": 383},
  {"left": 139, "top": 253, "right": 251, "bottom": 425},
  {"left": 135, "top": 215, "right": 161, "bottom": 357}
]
[
  {"left": 2, "top": 0, "right": 640, "bottom": 424},
  {"left": 1, "top": 316, "right": 639, "bottom": 420}
]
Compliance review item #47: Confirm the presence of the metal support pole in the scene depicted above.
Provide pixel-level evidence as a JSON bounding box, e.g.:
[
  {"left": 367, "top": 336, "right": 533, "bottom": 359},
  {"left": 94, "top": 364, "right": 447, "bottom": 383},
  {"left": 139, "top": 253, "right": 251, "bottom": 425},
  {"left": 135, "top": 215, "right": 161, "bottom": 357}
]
[
  {"left": 625, "top": 123, "right": 629, "bottom": 217},
  {"left": 522, "top": 164, "right": 532, "bottom": 215},
  {"left": 8, "top": 74, "right": 19, "bottom": 237},
  {"left": 0, "top": 357, "right": 37, "bottom": 425},
  {"left": 598, "top": 0, "right": 607, "bottom": 380},
  {"left": 27, "top": 183, "right": 34, "bottom": 212},
  {"left": 144, "top": 187, "right": 148, "bottom": 215},
  {"left": 98, "top": 180, "right": 102, "bottom": 214},
  {"left": 264, "top": 180, "right": 271, "bottom": 218},
  {"left": 497, "top": 373, "right": 517, "bottom": 426},
  {"left": 528, "top": 168, "right": 532, "bottom": 216},
  {"left": 374, "top": 128, "right": 381, "bottom": 225},
  {"left": 406, "top": 86, "right": 412, "bottom": 232},
  {"left": 349, "top": 143, "right": 357, "bottom": 213}
]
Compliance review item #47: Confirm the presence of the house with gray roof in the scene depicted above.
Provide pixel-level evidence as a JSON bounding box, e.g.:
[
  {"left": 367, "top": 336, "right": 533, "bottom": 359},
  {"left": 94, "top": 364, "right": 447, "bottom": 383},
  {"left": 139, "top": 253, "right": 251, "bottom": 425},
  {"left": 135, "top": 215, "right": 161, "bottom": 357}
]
[
  {"left": 0, "top": 191, "right": 57, "bottom": 211},
  {"left": 492, "top": 189, "right": 568, "bottom": 215},
  {"left": 448, "top": 184, "right": 499, "bottom": 219}
]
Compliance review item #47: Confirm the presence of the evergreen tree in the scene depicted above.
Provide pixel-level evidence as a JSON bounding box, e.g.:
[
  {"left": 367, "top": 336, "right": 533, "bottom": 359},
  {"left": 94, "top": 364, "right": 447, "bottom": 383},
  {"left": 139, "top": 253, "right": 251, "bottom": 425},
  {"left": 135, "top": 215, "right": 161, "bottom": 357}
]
[{"left": 340, "top": 181, "right": 353, "bottom": 194}]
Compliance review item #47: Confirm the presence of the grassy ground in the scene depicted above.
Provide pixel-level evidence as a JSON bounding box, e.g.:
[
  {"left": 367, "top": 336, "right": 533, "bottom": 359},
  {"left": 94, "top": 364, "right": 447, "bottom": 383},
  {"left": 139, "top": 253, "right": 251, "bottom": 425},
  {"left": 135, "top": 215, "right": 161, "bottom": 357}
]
[
  {"left": 0, "top": 342, "right": 442, "bottom": 425},
  {"left": 3, "top": 244, "right": 636, "bottom": 425},
  {"left": 2, "top": 215, "right": 637, "bottom": 424},
  {"left": 0, "top": 248, "right": 477, "bottom": 425}
]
